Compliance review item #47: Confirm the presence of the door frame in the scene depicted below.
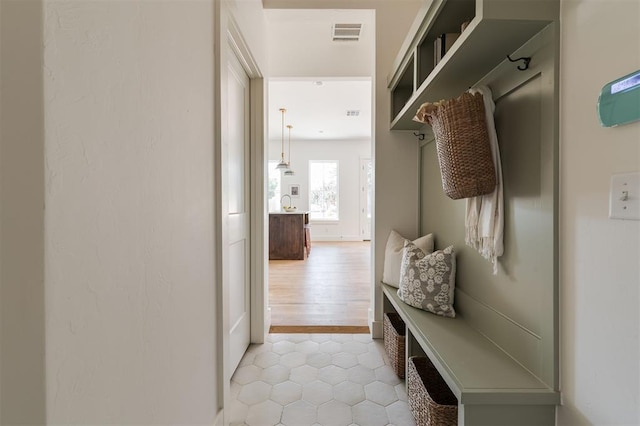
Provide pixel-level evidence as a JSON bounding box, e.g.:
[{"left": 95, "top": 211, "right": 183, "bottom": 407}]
[
  {"left": 227, "top": 12, "right": 269, "bottom": 347},
  {"left": 215, "top": 7, "right": 267, "bottom": 424},
  {"left": 359, "top": 157, "right": 372, "bottom": 241}
]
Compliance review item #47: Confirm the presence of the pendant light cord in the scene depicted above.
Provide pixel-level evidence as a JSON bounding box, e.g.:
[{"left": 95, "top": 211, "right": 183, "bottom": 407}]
[
  {"left": 287, "top": 125, "right": 293, "bottom": 165},
  {"left": 279, "top": 108, "right": 286, "bottom": 162}
]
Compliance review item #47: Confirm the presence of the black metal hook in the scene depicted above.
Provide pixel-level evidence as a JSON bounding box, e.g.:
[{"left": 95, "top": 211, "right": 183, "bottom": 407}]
[
  {"left": 507, "top": 54, "right": 531, "bottom": 71},
  {"left": 413, "top": 132, "right": 425, "bottom": 141}
]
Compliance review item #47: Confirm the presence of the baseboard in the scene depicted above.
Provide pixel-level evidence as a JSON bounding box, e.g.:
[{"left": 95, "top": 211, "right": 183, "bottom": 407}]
[
  {"left": 266, "top": 306, "right": 272, "bottom": 336},
  {"left": 214, "top": 409, "right": 224, "bottom": 426},
  {"left": 270, "top": 325, "right": 370, "bottom": 334},
  {"left": 371, "top": 319, "right": 383, "bottom": 339},
  {"left": 311, "top": 235, "right": 365, "bottom": 242}
]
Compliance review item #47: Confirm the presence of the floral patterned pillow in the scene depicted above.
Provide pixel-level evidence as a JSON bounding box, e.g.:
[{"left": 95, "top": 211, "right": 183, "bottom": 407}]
[{"left": 397, "top": 241, "right": 456, "bottom": 318}]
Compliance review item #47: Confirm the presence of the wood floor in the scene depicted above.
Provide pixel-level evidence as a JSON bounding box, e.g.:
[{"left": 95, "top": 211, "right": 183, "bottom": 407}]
[{"left": 269, "top": 241, "right": 371, "bottom": 328}]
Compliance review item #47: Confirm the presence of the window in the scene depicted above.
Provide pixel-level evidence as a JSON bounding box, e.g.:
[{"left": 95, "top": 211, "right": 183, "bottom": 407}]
[
  {"left": 309, "top": 160, "right": 339, "bottom": 220},
  {"left": 268, "top": 161, "right": 281, "bottom": 212}
]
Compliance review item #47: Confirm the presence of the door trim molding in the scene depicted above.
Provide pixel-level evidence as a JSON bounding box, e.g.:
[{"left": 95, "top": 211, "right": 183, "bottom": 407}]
[
  {"left": 216, "top": 9, "right": 267, "bottom": 424},
  {"left": 227, "top": 15, "right": 268, "bottom": 346},
  {"left": 228, "top": 18, "right": 262, "bottom": 79}
]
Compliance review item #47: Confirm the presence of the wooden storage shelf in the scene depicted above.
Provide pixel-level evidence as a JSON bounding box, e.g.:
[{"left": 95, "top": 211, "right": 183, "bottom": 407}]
[
  {"left": 382, "top": 283, "right": 560, "bottom": 425},
  {"left": 386, "top": 2, "right": 560, "bottom": 423},
  {"left": 392, "top": 56, "right": 415, "bottom": 119},
  {"left": 388, "top": 0, "right": 556, "bottom": 130}
]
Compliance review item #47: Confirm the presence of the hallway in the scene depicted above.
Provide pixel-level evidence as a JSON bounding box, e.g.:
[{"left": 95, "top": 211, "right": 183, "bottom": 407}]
[
  {"left": 229, "top": 333, "right": 414, "bottom": 426},
  {"left": 269, "top": 242, "right": 370, "bottom": 328}
]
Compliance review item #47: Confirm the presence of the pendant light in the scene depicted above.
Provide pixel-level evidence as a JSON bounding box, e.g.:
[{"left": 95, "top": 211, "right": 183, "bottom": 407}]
[
  {"left": 276, "top": 108, "right": 289, "bottom": 170},
  {"left": 284, "top": 124, "right": 295, "bottom": 176}
]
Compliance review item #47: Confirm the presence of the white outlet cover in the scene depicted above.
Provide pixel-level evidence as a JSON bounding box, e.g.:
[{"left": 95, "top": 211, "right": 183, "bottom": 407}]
[{"left": 609, "top": 172, "right": 640, "bottom": 220}]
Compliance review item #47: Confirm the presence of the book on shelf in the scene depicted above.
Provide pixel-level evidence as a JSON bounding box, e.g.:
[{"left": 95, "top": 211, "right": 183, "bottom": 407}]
[{"left": 433, "top": 33, "right": 460, "bottom": 66}]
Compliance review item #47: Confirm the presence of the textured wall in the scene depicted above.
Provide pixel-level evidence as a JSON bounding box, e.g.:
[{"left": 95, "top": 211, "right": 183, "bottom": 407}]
[
  {"left": 43, "top": 1, "right": 218, "bottom": 423},
  {"left": 558, "top": 0, "right": 640, "bottom": 424}
]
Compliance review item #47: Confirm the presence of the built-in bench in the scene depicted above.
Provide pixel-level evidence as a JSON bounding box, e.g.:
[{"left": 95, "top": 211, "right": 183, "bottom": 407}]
[{"left": 382, "top": 283, "right": 560, "bottom": 426}]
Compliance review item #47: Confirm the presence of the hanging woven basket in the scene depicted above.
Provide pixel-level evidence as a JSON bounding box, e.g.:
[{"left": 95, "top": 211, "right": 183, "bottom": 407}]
[{"left": 414, "top": 92, "right": 496, "bottom": 200}]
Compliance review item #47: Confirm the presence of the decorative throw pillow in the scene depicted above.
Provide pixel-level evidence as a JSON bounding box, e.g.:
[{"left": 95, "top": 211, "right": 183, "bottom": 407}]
[
  {"left": 398, "top": 241, "right": 456, "bottom": 318},
  {"left": 382, "top": 230, "right": 434, "bottom": 288}
]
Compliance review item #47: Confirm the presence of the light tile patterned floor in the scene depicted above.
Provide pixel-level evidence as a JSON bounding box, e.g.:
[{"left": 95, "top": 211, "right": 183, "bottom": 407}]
[{"left": 229, "top": 333, "right": 416, "bottom": 426}]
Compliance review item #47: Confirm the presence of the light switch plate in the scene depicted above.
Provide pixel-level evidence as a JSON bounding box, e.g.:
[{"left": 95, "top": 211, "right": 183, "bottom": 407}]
[{"left": 609, "top": 172, "right": 640, "bottom": 220}]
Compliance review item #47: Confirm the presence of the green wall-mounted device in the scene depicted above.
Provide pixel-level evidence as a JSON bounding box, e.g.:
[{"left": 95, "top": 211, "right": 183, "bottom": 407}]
[{"left": 597, "top": 70, "right": 640, "bottom": 127}]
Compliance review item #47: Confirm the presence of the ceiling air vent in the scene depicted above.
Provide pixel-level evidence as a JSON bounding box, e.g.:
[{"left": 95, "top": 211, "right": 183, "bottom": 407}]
[
  {"left": 346, "top": 110, "right": 360, "bottom": 117},
  {"left": 332, "top": 23, "right": 362, "bottom": 42}
]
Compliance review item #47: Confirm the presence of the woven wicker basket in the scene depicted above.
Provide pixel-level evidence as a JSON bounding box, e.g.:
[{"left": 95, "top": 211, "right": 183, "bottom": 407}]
[
  {"left": 383, "top": 312, "right": 406, "bottom": 378},
  {"left": 407, "top": 356, "right": 458, "bottom": 426},
  {"left": 415, "top": 91, "right": 496, "bottom": 200}
]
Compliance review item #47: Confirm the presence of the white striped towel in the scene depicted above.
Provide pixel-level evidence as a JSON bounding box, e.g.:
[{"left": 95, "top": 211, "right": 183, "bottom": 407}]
[{"left": 465, "top": 85, "right": 504, "bottom": 274}]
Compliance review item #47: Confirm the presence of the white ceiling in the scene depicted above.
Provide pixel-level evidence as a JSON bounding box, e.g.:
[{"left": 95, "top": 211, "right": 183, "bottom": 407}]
[
  {"left": 268, "top": 79, "right": 372, "bottom": 141},
  {"left": 265, "top": 9, "right": 375, "bottom": 141}
]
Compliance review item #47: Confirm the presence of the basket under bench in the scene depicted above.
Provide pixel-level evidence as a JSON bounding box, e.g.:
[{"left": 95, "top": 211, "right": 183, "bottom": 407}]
[{"left": 382, "top": 283, "right": 560, "bottom": 426}]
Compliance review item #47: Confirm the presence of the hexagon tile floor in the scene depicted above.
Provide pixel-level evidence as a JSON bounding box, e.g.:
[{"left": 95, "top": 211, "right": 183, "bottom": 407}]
[{"left": 229, "top": 333, "right": 416, "bottom": 426}]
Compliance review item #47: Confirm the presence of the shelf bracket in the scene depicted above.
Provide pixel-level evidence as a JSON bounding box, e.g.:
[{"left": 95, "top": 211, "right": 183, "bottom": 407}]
[
  {"left": 413, "top": 132, "right": 425, "bottom": 141},
  {"left": 507, "top": 54, "right": 531, "bottom": 71}
]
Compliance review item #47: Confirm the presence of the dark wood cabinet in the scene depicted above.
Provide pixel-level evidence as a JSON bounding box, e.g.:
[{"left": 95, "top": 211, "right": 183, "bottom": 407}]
[{"left": 269, "top": 213, "right": 311, "bottom": 260}]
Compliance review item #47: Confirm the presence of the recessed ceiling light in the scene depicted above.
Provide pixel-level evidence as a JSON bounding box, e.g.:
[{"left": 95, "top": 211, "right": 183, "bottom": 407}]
[
  {"left": 318, "top": 130, "right": 324, "bottom": 133},
  {"left": 314, "top": 81, "right": 323, "bottom": 86}
]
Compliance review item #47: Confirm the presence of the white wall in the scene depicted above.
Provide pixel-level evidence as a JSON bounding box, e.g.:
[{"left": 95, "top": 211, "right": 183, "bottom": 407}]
[
  {"left": 266, "top": 8, "right": 375, "bottom": 78},
  {"left": 371, "top": 1, "right": 423, "bottom": 336},
  {"left": 558, "top": 1, "right": 640, "bottom": 425},
  {"left": 43, "top": 1, "right": 218, "bottom": 423},
  {"left": 270, "top": 139, "right": 370, "bottom": 241}
]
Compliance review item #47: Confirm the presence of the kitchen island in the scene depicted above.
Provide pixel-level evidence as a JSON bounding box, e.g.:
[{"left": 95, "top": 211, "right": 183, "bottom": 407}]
[{"left": 269, "top": 212, "right": 311, "bottom": 260}]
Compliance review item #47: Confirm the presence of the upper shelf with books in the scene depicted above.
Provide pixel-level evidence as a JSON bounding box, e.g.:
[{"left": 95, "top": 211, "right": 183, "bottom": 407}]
[{"left": 388, "top": 0, "right": 558, "bottom": 131}]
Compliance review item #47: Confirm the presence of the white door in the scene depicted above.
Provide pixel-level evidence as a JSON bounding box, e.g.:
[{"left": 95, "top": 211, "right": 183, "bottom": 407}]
[
  {"left": 360, "top": 158, "right": 372, "bottom": 240},
  {"left": 226, "top": 50, "right": 251, "bottom": 374}
]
